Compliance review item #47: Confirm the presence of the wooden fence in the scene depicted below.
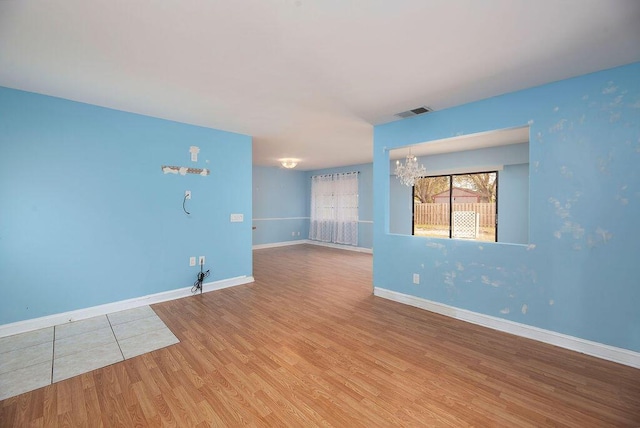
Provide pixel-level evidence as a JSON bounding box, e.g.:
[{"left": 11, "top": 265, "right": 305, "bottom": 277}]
[{"left": 414, "top": 203, "right": 496, "bottom": 227}]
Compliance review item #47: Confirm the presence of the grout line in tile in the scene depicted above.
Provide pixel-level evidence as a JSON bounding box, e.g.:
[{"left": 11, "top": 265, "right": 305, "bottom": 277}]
[
  {"left": 51, "top": 326, "right": 55, "bottom": 385},
  {"left": 107, "top": 314, "right": 125, "bottom": 361},
  {"left": 117, "top": 325, "right": 167, "bottom": 343},
  {"left": 107, "top": 305, "right": 157, "bottom": 326}
]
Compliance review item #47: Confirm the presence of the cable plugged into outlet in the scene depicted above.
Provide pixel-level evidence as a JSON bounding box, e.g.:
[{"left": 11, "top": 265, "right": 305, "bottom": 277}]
[
  {"left": 192, "top": 257, "right": 210, "bottom": 294},
  {"left": 199, "top": 256, "right": 205, "bottom": 265}
]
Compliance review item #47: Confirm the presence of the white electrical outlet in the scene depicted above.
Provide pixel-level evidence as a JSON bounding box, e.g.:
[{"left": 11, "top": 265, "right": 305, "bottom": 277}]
[
  {"left": 189, "top": 256, "right": 196, "bottom": 266},
  {"left": 185, "top": 190, "right": 191, "bottom": 199},
  {"left": 230, "top": 213, "right": 244, "bottom": 222},
  {"left": 199, "top": 256, "right": 205, "bottom": 265},
  {"left": 413, "top": 273, "right": 420, "bottom": 284}
]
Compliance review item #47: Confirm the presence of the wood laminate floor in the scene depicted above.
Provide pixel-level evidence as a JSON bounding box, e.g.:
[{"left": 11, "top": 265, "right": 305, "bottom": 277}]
[{"left": 1, "top": 244, "right": 639, "bottom": 426}]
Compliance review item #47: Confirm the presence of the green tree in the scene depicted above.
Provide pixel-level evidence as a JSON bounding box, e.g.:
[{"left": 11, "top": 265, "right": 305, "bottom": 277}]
[
  {"left": 414, "top": 176, "right": 449, "bottom": 203},
  {"left": 454, "top": 173, "right": 496, "bottom": 202}
]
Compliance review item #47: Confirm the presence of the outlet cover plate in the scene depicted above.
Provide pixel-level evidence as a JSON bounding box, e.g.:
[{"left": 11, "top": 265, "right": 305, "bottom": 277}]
[{"left": 230, "top": 213, "right": 244, "bottom": 222}]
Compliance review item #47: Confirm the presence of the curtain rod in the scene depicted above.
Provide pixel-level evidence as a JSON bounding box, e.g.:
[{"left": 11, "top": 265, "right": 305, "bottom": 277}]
[{"left": 310, "top": 171, "right": 359, "bottom": 178}]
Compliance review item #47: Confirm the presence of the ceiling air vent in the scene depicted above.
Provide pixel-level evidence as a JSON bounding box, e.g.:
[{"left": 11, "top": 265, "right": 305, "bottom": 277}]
[{"left": 395, "top": 106, "right": 433, "bottom": 119}]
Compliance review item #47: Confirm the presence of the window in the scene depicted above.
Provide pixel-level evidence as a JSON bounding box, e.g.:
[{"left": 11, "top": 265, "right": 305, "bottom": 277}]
[
  {"left": 309, "top": 172, "right": 359, "bottom": 246},
  {"left": 388, "top": 129, "right": 529, "bottom": 244},
  {"left": 413, "top": 171, "right": 497, "bottom": 242}
]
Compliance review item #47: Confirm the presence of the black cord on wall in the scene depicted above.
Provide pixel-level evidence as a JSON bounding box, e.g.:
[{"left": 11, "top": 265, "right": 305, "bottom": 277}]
[
  {"left": 183, "top": 194, "right": 191, "bottom": 215},
  {"left": 192, "top": 261, "right": 210, "bottom": 294}
]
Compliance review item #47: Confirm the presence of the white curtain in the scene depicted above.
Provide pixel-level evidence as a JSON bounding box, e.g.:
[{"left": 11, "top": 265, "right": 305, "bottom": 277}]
[{"left": 309, "top": 172, "right": 358, "bottom": 246}]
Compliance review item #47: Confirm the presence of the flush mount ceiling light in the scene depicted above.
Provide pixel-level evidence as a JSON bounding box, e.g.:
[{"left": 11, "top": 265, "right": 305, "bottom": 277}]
[
  {"left": 395, "top": 150, "right": 426, "bottom": 187},
  {"left": 280, "top": 158, "right": 299, "bottom": 169}
]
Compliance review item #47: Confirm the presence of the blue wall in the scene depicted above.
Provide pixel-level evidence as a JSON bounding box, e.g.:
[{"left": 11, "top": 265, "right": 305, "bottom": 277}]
[
  {"left": 252, "top": 166, "right": 309, "bottom": 245},
  {"left": 498, "top": 162, "right": 529, "bottom": 244},
  {"left": 306, "top": 163, "right": 374, "bottom": 249},
  {"left": 389, "top": 142, "right": 529, "bottom": 244},
  {"left": 252, "top": 163, "right": 374, "bottom": 250},
  {"left": 374, "top": 62, "right": 640, "bottom": 352},
  {"left": 0, "top": 87, "right": 253, "bottom": 325}
]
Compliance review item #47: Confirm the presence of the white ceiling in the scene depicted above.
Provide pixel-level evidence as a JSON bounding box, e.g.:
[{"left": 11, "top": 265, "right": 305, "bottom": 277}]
[
  {"left": 389, "top": 126, "right": 529, "bottom": 160},
  {"left": 1, "top": 1, "right": 639, "bottom": 171}
]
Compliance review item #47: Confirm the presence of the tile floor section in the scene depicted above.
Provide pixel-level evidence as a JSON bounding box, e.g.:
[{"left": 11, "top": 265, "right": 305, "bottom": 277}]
[{"left": 0, "top": 306, "right": 179, "bottom": 401}]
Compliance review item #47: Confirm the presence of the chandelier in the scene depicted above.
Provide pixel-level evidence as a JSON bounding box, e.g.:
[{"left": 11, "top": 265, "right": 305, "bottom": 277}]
[{"left": 394, "top": 151, "right": 426, "bottom": 187}]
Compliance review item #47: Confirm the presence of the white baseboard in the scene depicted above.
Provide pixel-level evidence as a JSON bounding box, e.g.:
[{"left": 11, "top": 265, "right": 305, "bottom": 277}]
[
  {"left": 253, "top": 240, "right": 308, "bottom": 250},
  {"left": 0, "top": 276, "right": 255, "bottom": 338},
  {"left": 374, "top": 287, "right": 640, "bottom": 369},
  {"left": 253, "top": 239, "right": 373, "bottom": 254},
  {"left": 306, "top": 240, "right": 373, "bottom": 254}
]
